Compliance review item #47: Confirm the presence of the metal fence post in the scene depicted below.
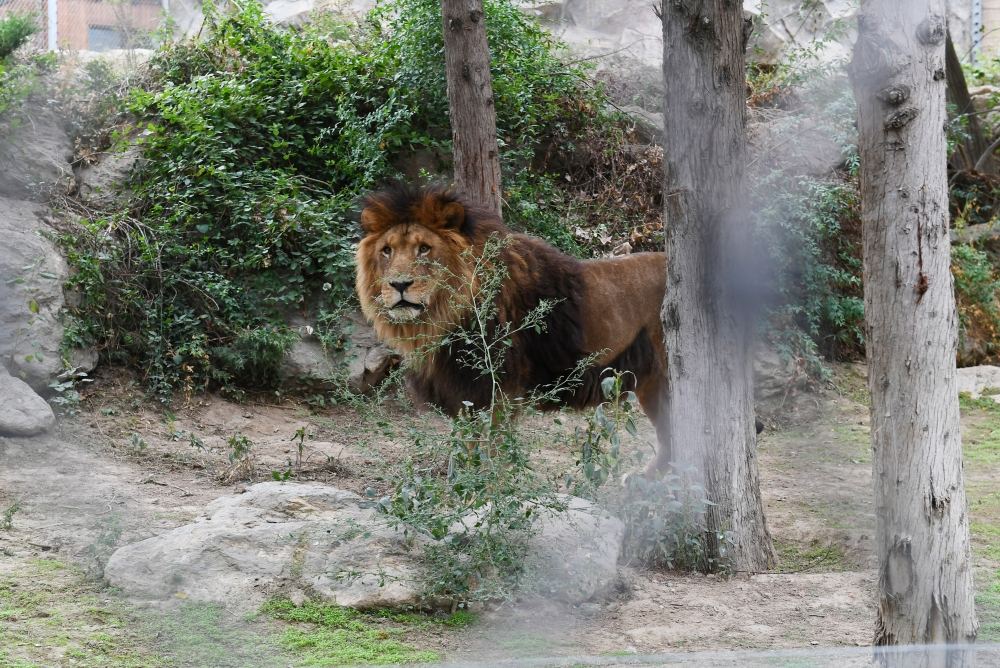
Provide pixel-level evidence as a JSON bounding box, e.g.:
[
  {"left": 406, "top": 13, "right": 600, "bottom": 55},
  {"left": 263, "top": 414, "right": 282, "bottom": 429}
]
[{"left": 46, "top": 0, "right": 57, "bottom": 51}]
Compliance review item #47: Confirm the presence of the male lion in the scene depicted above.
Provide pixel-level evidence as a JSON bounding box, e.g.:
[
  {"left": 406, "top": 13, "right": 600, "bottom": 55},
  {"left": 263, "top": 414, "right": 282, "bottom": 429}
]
[{"left": 356, "top": 184, "right": 673, "bottom": 470}]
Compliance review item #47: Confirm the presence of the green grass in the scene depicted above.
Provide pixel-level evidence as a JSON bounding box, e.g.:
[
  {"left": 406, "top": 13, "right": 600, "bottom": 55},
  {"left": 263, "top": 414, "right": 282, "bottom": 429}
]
[
  {"left": 0, "top": 559, "right": 164, "bottom": 667},
  {"left": 959, "top": 396, "right": 1000, "bottom": 642},
  {"left": 977, "top": 569, "right": 1000, "bottom": 642},
  {"left": 774, "top": 540, "right": 851, "bottom": 572},
  {"left": 146, "top": 601, "right": 284, "bottom": 667},
  {"left": 261, "top": 599, "right": 457, "bottom": 665}
]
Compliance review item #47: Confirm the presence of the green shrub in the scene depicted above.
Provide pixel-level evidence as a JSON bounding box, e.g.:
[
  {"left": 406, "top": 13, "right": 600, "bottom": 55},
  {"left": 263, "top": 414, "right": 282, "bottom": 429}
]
[
  {"left": 753, "top": 172, "right": 864, "bottom": 372},
  {"left": 0, "top": 14, "right": 51, "bottom": 122},
  {"left": 954, "top": 243, "right": 1000, "bottom": 356},
  {"left": 60, "top": 0, "right": 614, "bottom": 398},
  {"left": 0, "top": 14, "right": 35, "bottom": 60}
]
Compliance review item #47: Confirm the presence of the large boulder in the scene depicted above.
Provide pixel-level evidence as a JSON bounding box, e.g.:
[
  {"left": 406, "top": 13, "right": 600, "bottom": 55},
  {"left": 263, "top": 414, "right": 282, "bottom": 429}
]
[
  {"left": 104, "top": 482, "right": 623, "bottom": 612},
  {"left": 105, "top": 482, "right": 426, "bottom": 611},
  {"left": 0, "top": 367, "right": 55, "bottom": 436},
  {"left": 280, "top": 312, "right": 398, "bottom": 394}
]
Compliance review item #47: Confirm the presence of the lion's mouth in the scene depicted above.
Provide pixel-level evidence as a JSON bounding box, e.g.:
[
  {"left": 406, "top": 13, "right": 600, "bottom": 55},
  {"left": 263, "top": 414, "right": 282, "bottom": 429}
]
[{"left": 390, "top": 300, "right": 425, "bottom": 312}]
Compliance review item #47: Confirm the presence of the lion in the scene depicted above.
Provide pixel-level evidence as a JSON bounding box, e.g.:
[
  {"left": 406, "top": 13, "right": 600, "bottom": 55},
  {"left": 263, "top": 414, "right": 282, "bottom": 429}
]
[{"left": 355, "top": 183, "right": 673, "bottom": 470}]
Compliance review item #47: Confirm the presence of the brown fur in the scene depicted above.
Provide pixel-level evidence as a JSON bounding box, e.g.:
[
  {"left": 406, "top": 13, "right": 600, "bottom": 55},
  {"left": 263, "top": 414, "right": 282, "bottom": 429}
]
[{"left": 356, "top": 184, "right": 673, "bottom": 469}]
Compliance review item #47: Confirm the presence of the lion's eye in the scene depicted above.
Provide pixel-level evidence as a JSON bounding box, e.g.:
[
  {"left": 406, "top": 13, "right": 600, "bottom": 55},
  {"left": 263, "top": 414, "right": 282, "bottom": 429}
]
[
  {"left": 381, "top": 246, "right": 392, "bottom": 257},
  {"left": 418, "top": 244, "right": 431, "bottom": 256}
]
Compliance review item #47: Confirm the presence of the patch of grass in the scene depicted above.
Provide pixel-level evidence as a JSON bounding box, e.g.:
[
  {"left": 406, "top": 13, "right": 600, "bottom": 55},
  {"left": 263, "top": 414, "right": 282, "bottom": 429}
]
[
  {"left": 775, "top": 540, "right": 850, "bottom": 572},
  {"left": 0, "top": 559, "right": 164, "bottom": 667},
  {"left": 148, "top": 601, "right": 281, "bottom": 667},
  {"left": 261, "top": 599, "right": 443, "bottom": 665},
  {"left": 977, "top": 569, "right": 1000, "bottom": 642},
  {"left": 960, "top": 406, "right": 1000, "bottom": 467}
]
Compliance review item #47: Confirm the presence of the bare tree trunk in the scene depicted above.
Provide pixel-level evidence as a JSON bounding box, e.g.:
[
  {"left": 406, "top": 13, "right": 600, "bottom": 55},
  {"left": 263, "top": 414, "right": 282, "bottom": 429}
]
[
  {"left": 850, "top": 0, "right": 978, "bottom": 656},
  {"left": 945, "top": 32, "right": 995, "bottom": 173},
  {"left": 659, "top": 1, "right": 775, "bottom": 572},
  {"left": 441, "top": 0, "right": 502, "bottom": 215}
]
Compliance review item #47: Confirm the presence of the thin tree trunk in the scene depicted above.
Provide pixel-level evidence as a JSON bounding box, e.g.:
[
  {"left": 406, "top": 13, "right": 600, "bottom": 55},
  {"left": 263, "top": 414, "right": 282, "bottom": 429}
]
[
  {"left": 441, "top": 0, "right": 502, "bottom": 215},
  {"left": 945, "top": 32, "right": 995, "bottom": 173},
  {"left": 850, "top": 0, "right": 978, "bottom": 657},
  {"left": 659, "top": 0, "right": 775, "bottom": 572}
]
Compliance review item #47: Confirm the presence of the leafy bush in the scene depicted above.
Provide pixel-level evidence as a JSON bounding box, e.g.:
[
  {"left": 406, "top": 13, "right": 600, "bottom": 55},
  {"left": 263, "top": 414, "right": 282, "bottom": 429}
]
[
  {"left": 60, "top": 0, "right": 616, "bottom": 398},
  {"left": 954, "top": 243, "right": 1000, "bottom": 358},
  {"left": 752, "top": 172, "right": 864, "bottom": 373},
  {"left": 618, "top": 468, "right": 732, "bottom": 573},
  {"left": 0, "top": 14, "right": 51, "bottom": 121},
  {"left": 0, "top": 13, "right": 34, "bottom": 60}
]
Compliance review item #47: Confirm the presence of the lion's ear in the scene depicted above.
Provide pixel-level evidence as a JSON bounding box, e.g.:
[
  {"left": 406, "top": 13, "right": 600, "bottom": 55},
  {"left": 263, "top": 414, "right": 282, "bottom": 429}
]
[
  {"left": 360, "top": 207, "right": 386, "bottom": 234},
  {"left": 439, "top": 201, "right": 466, "bottom": 231}
]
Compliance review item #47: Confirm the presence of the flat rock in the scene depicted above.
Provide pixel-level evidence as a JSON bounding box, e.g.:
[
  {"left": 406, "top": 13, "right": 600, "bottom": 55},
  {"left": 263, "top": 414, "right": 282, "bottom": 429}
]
[
  {"left": 0, "top": 367, "right": 55, "bottom": 436},
  {"left": 104, "top": 482, "right": 623, "bottom": 612},
  {"left": 957, "top": 365, "right": 1000, "bottom": 403},
  {"left": 104, "top": 482, "right": 426, "bottom": 612},
  {"left": 0, "top": 102, "right": 74, "bottom": 202}
]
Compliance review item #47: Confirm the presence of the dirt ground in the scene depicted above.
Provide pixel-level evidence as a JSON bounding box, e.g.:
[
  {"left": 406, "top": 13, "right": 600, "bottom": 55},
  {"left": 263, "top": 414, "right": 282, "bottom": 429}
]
[{"left": 0, "top": 362, "right": 998, "bottom": 666}]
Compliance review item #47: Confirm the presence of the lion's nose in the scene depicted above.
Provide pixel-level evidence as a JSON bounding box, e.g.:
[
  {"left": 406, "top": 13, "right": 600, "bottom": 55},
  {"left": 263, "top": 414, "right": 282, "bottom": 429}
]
[{"left": 390, "top": 280, "right": 413, "bottom": 295}]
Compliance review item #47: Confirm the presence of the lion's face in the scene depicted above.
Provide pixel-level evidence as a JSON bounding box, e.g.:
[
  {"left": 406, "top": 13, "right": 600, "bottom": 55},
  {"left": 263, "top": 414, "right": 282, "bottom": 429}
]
[
  {"left": 367, "top": 223, "right": 450, "bottom": 323},
  {"left": 356, "top": 186, "right": 475, "bottom": 352}
]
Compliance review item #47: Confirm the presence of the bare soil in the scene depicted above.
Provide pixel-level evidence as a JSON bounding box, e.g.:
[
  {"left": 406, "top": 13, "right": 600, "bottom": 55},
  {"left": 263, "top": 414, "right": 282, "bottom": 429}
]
[{"left": 0, "top": 362, "right": 997, "bottom": 666}]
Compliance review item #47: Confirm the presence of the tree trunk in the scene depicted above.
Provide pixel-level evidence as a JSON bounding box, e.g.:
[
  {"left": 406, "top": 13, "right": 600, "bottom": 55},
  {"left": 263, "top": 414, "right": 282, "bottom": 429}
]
[
  {"left": 441, "top": 0, "right": 502, "bottom": 215},
  {"left": 945, "top": 32, "right": 995, "bottom": 173},
  {"left": 659, "top": 1, "right": 775, "bottom": 572},
  {"left": 850, "top": 0, "right": 978, "bottom": 655}
]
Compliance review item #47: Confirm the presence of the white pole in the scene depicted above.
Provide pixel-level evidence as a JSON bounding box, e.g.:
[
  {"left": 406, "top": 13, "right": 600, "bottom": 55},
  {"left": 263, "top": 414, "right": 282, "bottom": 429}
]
[{"left": 46, "top": 0, "right": 57, "bottom": 52}]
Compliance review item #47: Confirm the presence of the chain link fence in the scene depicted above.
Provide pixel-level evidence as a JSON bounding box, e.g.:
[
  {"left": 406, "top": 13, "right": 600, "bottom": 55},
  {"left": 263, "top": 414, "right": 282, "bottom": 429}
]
[{"left": 0, "top": 0, "right": 181, "bottom": 52}]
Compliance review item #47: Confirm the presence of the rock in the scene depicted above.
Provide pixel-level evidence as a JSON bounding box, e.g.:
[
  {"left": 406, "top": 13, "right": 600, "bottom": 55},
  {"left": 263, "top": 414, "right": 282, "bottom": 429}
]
[
  {"left": 620, "top": 106, "right": 662, "bottom": 144},
  {"left": 104, "top": 482, "right": 427, "bottom": 612},
  {"left": 526, "top": 495, "right": 623, "bottom": 603},
  {"left": 957, "top": 365, "right": 1000, "bottom": 403},
  {"left": 76, "top": 144, "right": 142, "bottom": 210},
  {"left": 0, "top": 101, "right": 74, "bottom": 202},
  {"left": 0, "top": 199, "right": 94, "bottom": 393},
  {"left": 280, "top": 312, "right": 398, "bottom": 394},
  {"left": 104, "top": 483, "right": 622, "bottom": 612},
  {"left": 748, "top": 104, "right": 853, "bottom": 177},
  {"left": 0, "top": 367, "right": 55, "bottom": 436},
  {"left": 264, "top": 0, "right": 374, "bottom": 25}
]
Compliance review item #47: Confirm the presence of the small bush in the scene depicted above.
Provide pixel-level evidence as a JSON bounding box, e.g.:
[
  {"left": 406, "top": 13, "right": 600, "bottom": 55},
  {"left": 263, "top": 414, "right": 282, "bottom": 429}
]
[
  {"left": 753, "top": 172, "right": 864, "bottom": 372},
  {"left": 0, "top": 14, "right": 35, "bottom": 60},
  {"left": 954, "top": 243, "right": 1000, "bottom": 359},
  {"left": 617, "top": 468, "right": 732, "bottom": 573}
]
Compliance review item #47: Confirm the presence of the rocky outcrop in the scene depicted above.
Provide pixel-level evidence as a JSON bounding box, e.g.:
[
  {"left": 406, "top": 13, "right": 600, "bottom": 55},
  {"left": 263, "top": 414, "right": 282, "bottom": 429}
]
[
  {"left": 0, "top": 199, "right": 75, "bottom": 392},
  {"left": 280, "top": 312, "right": 398, "bottom": 394},
  {"left": 0, "top": 367, "right": 55, "bottom": 436},
  {"left": 0, "top": 90, "right": 97, "bottom": 392},
  {"left": 0, "top": 102, "right": 74, "bottom": 202},
  {"left": 104, "top": 482, "right": 623, "bottom": 612}
]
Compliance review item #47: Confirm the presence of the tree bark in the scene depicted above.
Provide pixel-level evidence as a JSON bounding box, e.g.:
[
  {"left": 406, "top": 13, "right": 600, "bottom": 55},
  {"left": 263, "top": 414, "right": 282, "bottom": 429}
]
[
  {"left": 850, "top": 0, "right": 978, "bottom": 656},
  {"left": 441, "top": 0, "right": 502, "bottom": 215},
  {"left": 659, "top": 0, "right": 775, "bottom": 572}
]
